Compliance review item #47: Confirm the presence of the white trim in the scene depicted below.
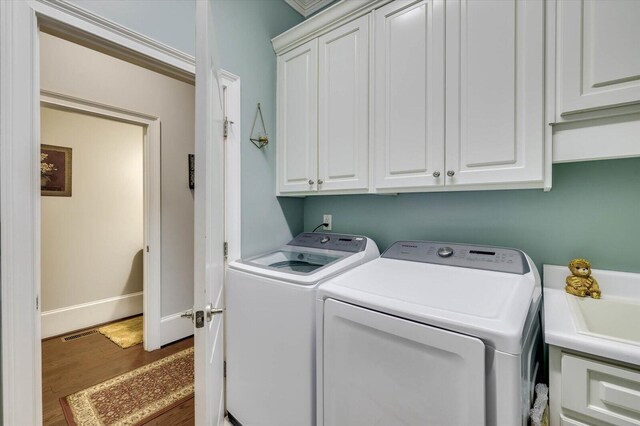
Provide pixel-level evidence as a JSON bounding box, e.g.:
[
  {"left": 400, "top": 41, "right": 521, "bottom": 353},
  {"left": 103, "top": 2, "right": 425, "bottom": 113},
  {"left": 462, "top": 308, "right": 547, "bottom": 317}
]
[
  {"left": 544, "top": 0, "right": 556, "bottom": 191},
  {"left": 41, "top": 292, "right": 143, "bottom": 339},
  {"left": 160, "top": 313, "right": 195, "bottom": 346},
  {"left": 271, "top": 0, "right": 392, "bottom": 55},
  {"left": 1, "top": 2, "right": 42, "bottom": 424},
  {"left": 1, "top": 2, "right": 196, "bottom": 423},
  {"left": 284, "top": 0, "right": 336, "bottom": 18},
  {"left": 552, "top": 113, "right": 640, "bottom": 163},
  {"left": 31, "top": 0, "right": 195, "bottom": 80},
  {"left": 40, "top": 91, "right": 163, "bottom": 352},
  {"left": 219, "top": 70, "right": 242, "bottom": 263}
]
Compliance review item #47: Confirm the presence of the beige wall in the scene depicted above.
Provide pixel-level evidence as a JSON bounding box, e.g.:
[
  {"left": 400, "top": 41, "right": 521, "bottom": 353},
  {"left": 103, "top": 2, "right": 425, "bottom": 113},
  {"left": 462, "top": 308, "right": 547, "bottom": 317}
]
[
  {"left": 40, "top": 32, "right": 195, "bottom": 317},
  {"left": 41, "top": 107, "right": 144, "bottom": 311}
]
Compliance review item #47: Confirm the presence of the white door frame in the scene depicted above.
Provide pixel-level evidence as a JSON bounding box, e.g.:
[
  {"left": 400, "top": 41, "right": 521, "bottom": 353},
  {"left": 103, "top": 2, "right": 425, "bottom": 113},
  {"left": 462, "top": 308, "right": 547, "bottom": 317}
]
[
  {"left": 39, "top": 91, "right": 162, "bottom": 350},
  {"left": 0, "top": 1, "right": 241, "bottom": 423},
  {"left": 220, "top": 70, "right": 242, "bottom": 264}
]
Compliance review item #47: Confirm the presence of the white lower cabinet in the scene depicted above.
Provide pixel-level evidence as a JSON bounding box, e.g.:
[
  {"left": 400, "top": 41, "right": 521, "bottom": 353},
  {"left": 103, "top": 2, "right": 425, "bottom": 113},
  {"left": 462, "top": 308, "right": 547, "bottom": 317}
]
[{"left": 550, "top": 346, "right": 640, "bottom": 426}]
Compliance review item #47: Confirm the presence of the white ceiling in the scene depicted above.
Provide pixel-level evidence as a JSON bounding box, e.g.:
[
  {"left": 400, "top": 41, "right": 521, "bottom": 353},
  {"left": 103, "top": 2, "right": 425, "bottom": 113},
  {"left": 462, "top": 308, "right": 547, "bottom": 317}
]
[{"left": 284, "top": 0, "right": 336, "bottom": 17}]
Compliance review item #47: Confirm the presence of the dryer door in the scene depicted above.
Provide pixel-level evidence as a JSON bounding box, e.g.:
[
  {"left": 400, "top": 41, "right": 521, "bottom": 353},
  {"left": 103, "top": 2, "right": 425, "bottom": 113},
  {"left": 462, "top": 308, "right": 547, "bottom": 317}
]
[{"left": 321, "top": 299, "right": 486, "bottom": 425}]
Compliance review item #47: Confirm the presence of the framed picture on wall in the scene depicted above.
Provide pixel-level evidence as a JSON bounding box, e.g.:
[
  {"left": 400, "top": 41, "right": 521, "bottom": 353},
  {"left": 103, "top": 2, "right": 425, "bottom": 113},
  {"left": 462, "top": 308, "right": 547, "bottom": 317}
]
[{"left": 41, "top": 144, "right": 72, "bottom": 197}]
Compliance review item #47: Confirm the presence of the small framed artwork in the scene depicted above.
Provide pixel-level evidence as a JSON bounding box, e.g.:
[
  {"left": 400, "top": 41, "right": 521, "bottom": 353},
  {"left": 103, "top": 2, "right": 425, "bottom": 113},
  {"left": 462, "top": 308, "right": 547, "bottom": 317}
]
[{"left": 41, "top": 144, "right": 72, "bottom": 197}]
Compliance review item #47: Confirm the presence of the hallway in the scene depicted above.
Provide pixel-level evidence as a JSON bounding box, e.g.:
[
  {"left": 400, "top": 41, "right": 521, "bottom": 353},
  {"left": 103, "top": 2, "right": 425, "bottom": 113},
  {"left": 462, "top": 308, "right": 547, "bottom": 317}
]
[{"left": 42, "top": 324, "right": 194, "bottom": 425}]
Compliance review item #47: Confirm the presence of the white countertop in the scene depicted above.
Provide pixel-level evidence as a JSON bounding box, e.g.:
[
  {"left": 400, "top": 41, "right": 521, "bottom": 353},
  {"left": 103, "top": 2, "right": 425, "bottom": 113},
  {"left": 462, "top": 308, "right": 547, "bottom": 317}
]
[{"left": 543, "top": 265, "right": 640, "bottom": 366}]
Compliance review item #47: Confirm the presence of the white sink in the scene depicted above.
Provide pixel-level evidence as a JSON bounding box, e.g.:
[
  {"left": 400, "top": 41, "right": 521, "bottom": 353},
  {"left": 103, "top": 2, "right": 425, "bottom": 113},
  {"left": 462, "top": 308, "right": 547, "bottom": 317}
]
[{"left": 567, "top": 295, "right": 640, "bottom": 346}]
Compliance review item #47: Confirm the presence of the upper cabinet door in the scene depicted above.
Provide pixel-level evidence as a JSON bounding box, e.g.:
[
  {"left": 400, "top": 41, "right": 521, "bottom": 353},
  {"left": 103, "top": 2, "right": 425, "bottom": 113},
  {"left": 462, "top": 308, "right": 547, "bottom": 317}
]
[
  {"left": 445, "top": 0, "right": 544, "bottom": 187},
  {"left": 277, "top": 39, "right": 318, "bottom": 193},
  {"left": 558, "top": 0, "right": 640, "bottom": 117},
  {"left": 374, "top": 0, "right": 445, "bottom": 191},
  {"left": 318, "top": 15, "right": 370, "bottom": 192}
]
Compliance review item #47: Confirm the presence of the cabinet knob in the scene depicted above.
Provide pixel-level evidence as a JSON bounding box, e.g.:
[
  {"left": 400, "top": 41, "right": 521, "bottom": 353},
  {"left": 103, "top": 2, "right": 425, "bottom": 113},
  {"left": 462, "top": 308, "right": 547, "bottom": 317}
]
[
  {"left": 433, "top": 171, "right": 441, "bottom": 178},
  {"left": 308, "top": 179, "right": 315, "bottom": 185},
  {"left": 318, "top": 179, "right": 324, "bottom": 185},
  {"left": 447, "top": 170, "right": 455, "bottom": 177}
]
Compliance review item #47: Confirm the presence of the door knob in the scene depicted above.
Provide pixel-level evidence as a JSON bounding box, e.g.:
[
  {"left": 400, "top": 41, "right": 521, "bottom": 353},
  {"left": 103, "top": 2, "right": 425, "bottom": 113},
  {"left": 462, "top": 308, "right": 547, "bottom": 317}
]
[
  {"left": 308, "top": 179, "right": 314, "bottom": 185},
  {"left": 447, "top": 170, "right": 455, "bottom": 177},
  {"left": 181, "top": 309, "right": 194, "bottom": 322},
  {"left": 205, "top": 303, "right": 224, "bottom": 322},
  {"left": 433, "top": 171, "right": 441, "bottom": 178},
  {"left": 318, "top": 179, "right": 324, "bottom": 185}
]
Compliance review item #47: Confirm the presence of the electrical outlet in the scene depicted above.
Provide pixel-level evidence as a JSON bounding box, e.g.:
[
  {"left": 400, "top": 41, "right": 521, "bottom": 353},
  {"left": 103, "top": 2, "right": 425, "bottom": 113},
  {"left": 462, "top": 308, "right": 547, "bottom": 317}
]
[{"left": 323, "top": 214, "right": 332, "bottom": 231}]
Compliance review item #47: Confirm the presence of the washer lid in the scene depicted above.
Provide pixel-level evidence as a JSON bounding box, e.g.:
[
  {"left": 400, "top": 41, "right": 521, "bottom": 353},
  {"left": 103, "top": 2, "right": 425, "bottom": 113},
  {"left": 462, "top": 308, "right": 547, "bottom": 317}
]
[
  {"left": 243, "top": 249, "right": 347, "bottom": 274},
  {"left": 318, "top": 257, "right": 537, "bottom": 354}
]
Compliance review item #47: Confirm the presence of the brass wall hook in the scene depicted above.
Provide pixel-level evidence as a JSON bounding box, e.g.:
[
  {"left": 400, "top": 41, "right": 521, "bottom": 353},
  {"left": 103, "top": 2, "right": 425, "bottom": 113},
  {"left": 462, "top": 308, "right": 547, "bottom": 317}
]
[{"left": 249, "top": 103, "right": 269, "bottom": 149}]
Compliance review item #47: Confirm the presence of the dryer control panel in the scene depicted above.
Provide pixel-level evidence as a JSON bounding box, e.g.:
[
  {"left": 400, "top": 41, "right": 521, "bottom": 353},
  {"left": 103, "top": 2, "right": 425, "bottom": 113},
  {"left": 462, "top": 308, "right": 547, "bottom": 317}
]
[
  {"left": 287, "top": 233, "right": 367, "bottom": 253},
  {"left": 382, "top": 241, "right": 529, "bottom": 274}
]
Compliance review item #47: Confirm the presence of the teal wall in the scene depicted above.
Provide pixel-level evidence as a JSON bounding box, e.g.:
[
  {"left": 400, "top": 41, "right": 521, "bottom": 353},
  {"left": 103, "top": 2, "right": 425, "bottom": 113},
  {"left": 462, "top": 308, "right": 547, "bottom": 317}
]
[
  {"left": 213, "top": 0, "right": 305, "bottom": 257},
  {"left": 304, "top": 158, "right": 640, "bottom": 274},
  {"left": 68, "top": 0, "right": 197, "bottom": 55},
  {"left": 70, "top": 0, "right": 305, "bottom": 257}
]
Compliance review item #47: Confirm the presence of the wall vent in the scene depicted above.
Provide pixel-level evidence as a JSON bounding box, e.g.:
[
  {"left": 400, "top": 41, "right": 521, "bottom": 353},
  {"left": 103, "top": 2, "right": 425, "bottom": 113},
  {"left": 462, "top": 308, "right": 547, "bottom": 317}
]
[{"left": 61, "top": 329, "right": 98, "bottom": 342}]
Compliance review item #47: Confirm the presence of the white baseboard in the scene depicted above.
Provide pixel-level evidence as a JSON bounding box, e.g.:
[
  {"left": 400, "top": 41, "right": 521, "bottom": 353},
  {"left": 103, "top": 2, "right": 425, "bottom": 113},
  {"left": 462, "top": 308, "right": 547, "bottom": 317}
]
[
  {"left": 160, "top": 312, "right": 193, "bottom": 346},
  {"left": 41, "top": 292, "right": 143, "bottom": 338}
]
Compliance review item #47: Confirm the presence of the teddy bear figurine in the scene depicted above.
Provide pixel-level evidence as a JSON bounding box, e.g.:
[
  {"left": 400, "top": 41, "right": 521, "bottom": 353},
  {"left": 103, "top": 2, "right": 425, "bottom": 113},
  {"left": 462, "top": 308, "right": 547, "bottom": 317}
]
[{"left": 566, "top": 258, "right": 601, "bottom": 299}]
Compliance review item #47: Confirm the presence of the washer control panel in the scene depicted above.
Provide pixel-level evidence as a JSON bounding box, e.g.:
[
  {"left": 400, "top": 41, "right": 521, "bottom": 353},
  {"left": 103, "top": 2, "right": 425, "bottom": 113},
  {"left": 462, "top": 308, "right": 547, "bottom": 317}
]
[
  {"left": 382, "top": 241, "right": 529, "bottom": 274},
  {"left": 287, "top": 233, "right": 367, "bottom": 253}
]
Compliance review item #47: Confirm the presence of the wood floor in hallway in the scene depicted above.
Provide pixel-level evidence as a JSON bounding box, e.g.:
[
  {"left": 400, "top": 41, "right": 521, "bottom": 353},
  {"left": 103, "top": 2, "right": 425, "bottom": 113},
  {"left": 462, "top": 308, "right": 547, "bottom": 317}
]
[{"left": 42, "top": 324, "right": 195, "bottom": 425}]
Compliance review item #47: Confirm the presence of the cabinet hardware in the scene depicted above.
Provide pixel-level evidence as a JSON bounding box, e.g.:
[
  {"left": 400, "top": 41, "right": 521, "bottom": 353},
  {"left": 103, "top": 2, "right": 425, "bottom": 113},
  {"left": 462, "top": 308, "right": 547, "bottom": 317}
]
[
  {"left": 433, "top": 171, "right": 441, "bottom": 178},
  {"left": 447, "top": 170, "right": 455, "bottom": 177},
  {"left": 308, "top": 179, "right": 315, "bottom": 185}
]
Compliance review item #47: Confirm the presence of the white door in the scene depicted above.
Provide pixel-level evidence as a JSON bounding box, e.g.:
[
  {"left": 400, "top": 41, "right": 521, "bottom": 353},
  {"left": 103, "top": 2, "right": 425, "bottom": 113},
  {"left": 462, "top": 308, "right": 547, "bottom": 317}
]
[
  {"left": 318, "top": 14, "right": 369, "bottom": 192},
  {"left": 557, "top": 0, "right": 640, "bottom": 117},
  {"left": 373, "top": 0, "right": 445, "bottom": 191},
  {"left": 194, "top": 1, "right": 225, "bottom": 425},
  {"left": 277, "top": 39, "right": 319, "bottom": 194},
  {"left": 321, "top": 299, "right": 485, "bottom": 425},
  {"left": 445, "top": 0, "right": 544, "bottom": 187}
]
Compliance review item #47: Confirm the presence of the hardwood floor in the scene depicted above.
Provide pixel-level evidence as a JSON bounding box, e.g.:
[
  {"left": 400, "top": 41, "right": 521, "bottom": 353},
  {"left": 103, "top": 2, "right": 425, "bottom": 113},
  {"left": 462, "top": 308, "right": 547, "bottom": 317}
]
[{"left": 42, "top": 323, "right": 195, "bottom": 425}]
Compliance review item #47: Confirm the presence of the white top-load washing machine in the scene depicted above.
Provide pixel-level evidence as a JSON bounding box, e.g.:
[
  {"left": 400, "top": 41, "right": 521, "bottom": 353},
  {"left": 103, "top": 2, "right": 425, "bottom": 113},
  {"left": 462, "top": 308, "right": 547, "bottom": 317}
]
[
  {"left": 227, "top": 232, "right": 379, "bottom": 426},
  {"left": 316, "top": 241, "right": 542, "bottom": 426}
]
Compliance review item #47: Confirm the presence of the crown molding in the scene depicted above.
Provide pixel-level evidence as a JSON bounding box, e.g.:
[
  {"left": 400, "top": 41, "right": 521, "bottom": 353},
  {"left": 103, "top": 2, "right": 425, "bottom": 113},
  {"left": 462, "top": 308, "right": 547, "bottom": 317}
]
[
  {"left": 31, "top": 0, "right": 195, "bottom": 81},
  {"left": 284, "top": 0, "right": 336, "bottom": 17},
  {"left": 273, "top": 0, "right": 391, "bottom": 55}
]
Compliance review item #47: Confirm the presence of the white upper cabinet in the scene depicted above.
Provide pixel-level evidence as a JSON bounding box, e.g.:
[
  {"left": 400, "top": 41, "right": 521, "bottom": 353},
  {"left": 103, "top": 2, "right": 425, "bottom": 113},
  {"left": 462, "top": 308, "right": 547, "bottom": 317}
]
[
  {"left": 557, "top": 0, "right": 640, "bottom": 117},
  {"left": 318, "top": 15, "right": 370, "bottom": 192},
  {"left": 445, "top": 0, "right": 545, "bottom": 187},
  {"left": 277, "top": 39, "right": 318, "bottom": 193},
  {"left": 272, "top": 0, "right": 550, "bottom": 196},
  {"left": 373, "top": 0, "right": 445, "bottom": 190}
]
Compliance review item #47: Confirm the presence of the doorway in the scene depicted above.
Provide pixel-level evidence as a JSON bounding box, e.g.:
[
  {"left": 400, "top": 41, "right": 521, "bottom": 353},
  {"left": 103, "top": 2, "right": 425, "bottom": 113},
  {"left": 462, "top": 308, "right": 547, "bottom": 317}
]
[
  {"left": 39, "top": 100, "right": 153, "bottom": 341},
  {"left": 1, "top": 1, "right": 240, "bottom": 422}
]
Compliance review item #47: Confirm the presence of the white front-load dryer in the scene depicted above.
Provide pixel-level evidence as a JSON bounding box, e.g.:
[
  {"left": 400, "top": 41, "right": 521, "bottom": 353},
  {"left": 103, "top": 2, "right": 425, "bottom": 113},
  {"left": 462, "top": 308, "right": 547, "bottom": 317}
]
[
  {"left": 226, "top": 232, "right": 379, "bottom": 426},
  {"left": 316, "top": 241, "right": 542, "bottom": 426}
]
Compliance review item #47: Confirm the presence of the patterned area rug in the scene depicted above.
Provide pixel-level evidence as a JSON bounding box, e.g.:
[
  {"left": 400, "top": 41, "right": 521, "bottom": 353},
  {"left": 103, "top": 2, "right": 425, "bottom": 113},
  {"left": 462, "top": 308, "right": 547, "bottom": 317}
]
[
  {"left": 60, "top": 347, "right": 194, "bottom": 425},
  {"left": 99, "top": 316, "right": 143, "bottom": 349}
]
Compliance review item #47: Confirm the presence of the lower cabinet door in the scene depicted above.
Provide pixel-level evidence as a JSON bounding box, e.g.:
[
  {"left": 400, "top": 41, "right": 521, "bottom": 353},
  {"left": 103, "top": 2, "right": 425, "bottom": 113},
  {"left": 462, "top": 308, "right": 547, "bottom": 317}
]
[
  {"left": 562, "top": 353, "right": 640, "bottom": 426},
  {"left": 321, "top": 299, "right": 485, "bottom": 425}
]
